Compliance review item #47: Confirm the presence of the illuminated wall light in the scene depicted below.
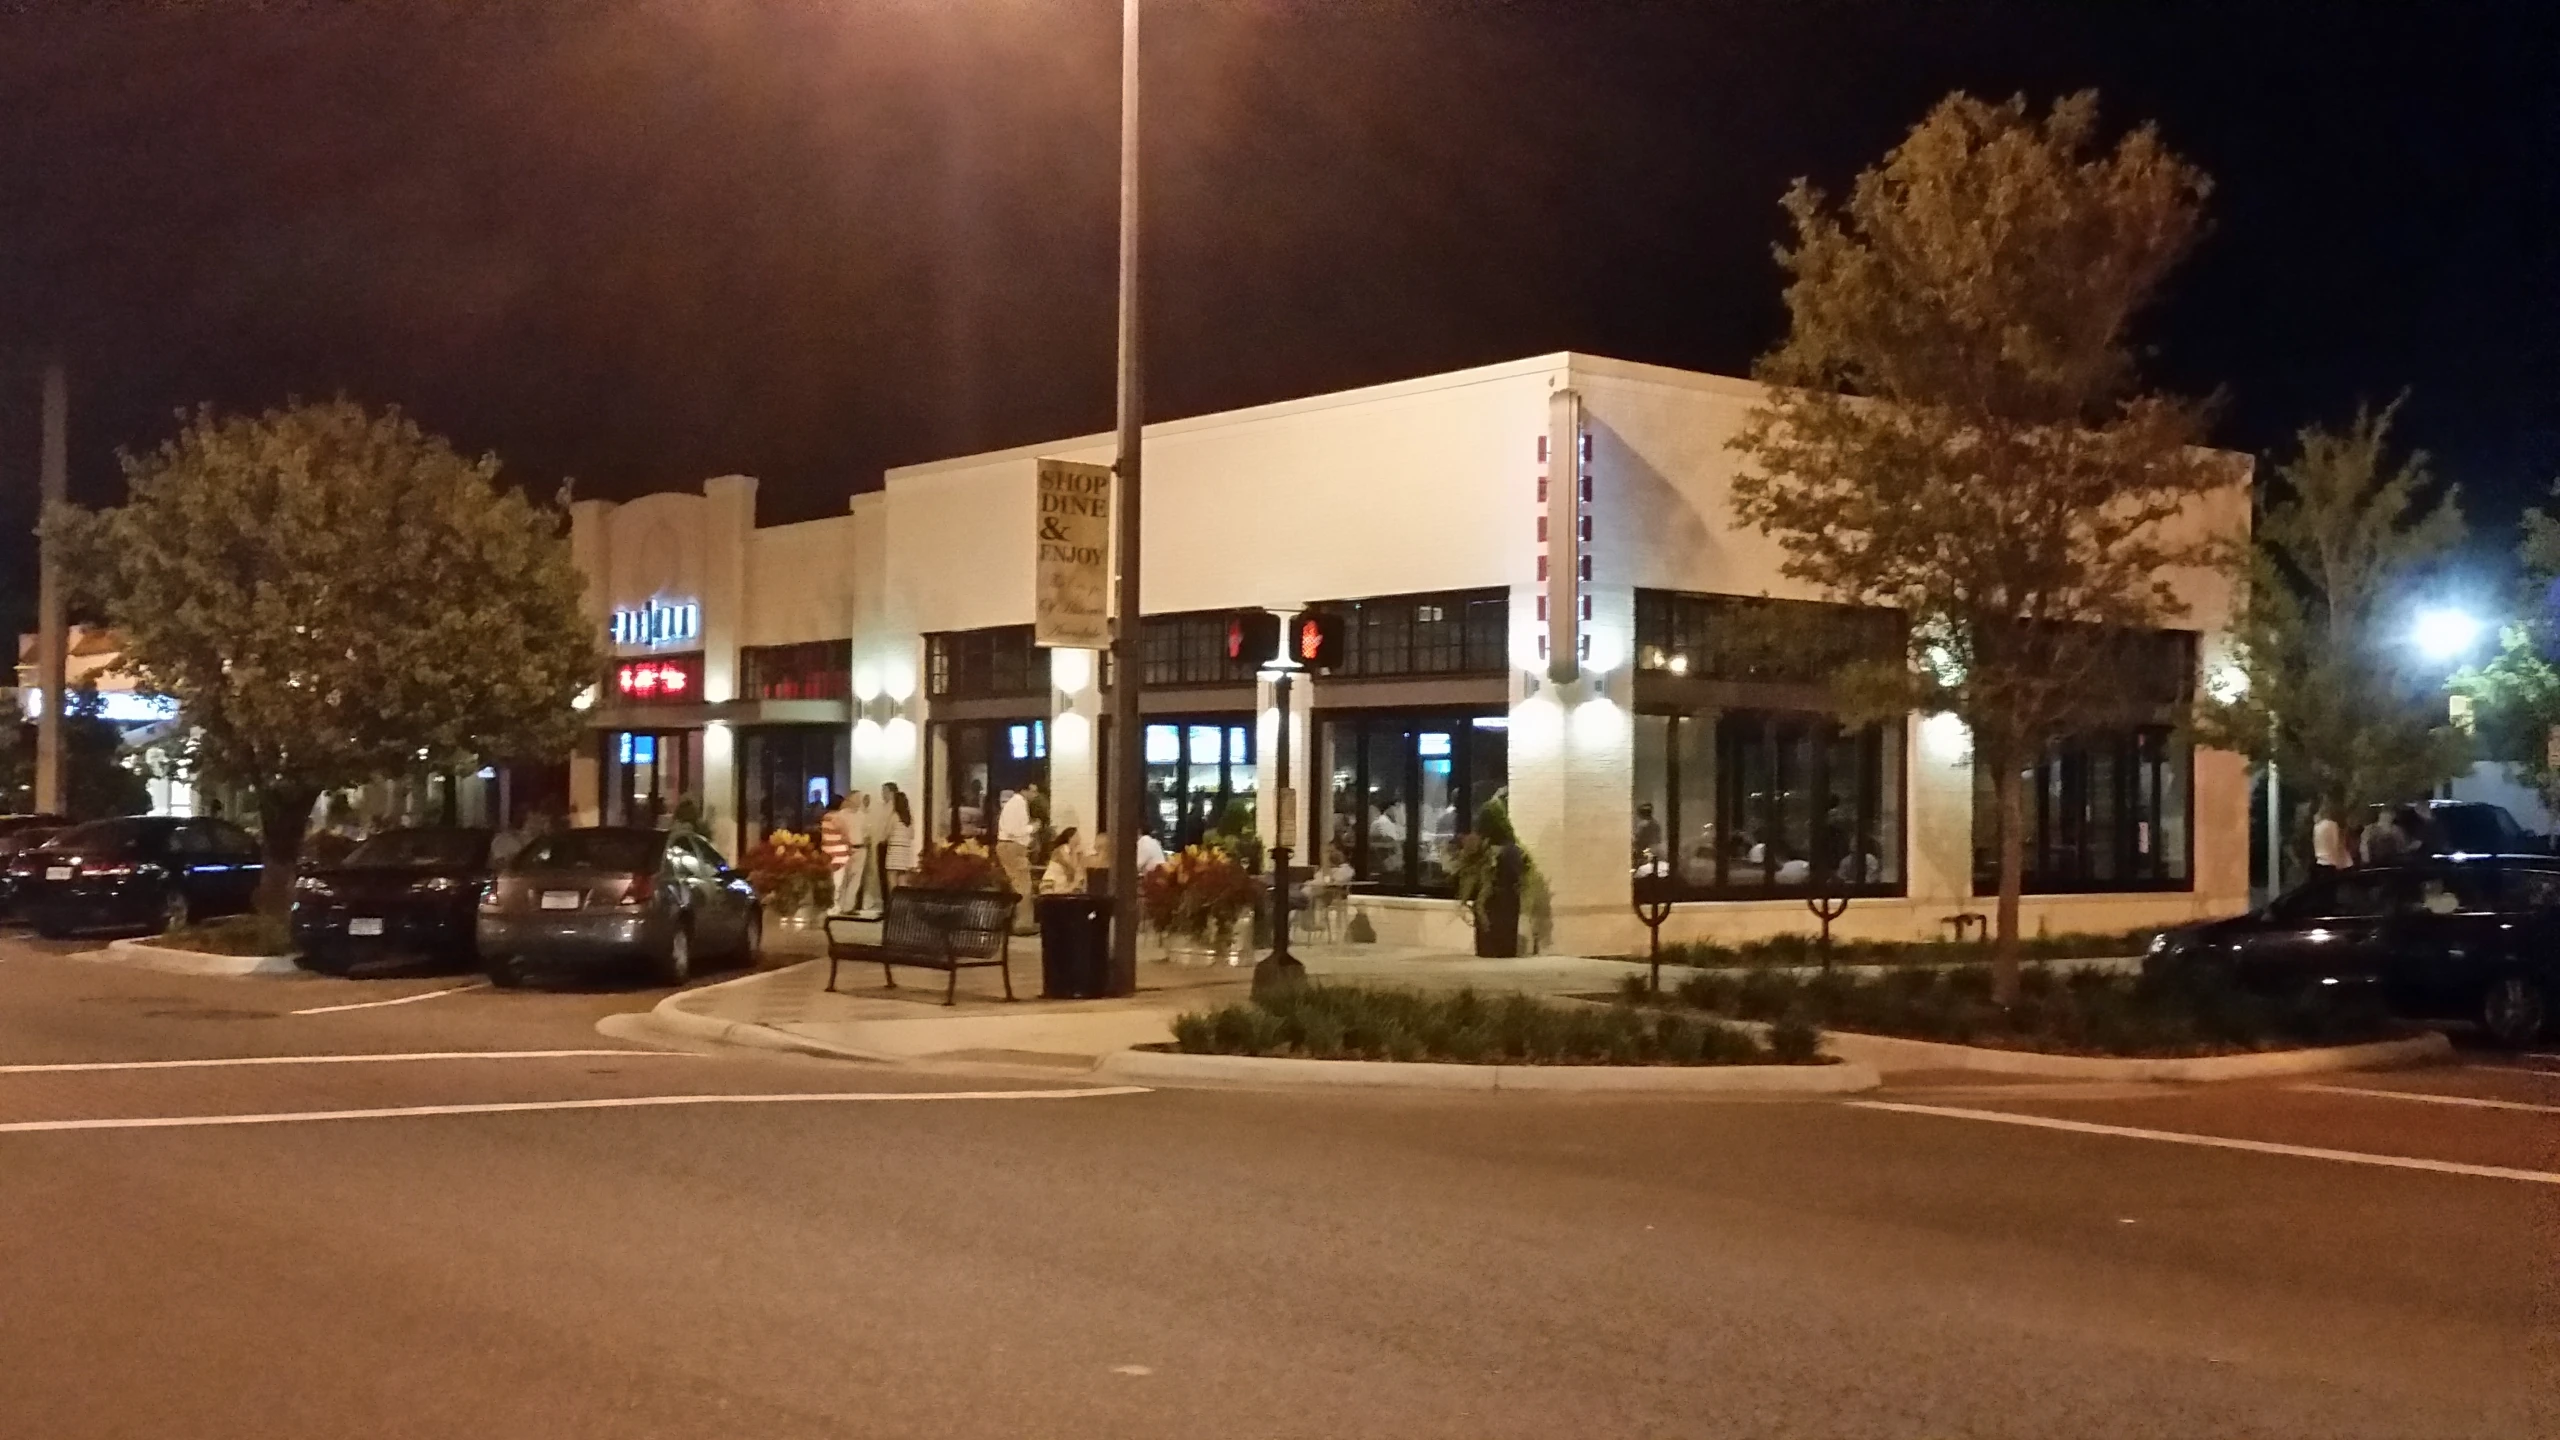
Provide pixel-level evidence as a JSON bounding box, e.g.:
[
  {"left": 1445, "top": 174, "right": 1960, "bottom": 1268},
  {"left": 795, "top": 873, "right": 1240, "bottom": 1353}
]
[
  {"left": 1051, "top": 647, "right": 1094, "bottom": 693},
  {"left": 851, "top": 665, "right": 881, "bottom": 703},
  {"left": 1581, "top": 623, "right": 1624, "bottom": 675},
  {"left": 1509, "top": 692, "right": 1564, "bottom": 758},
  {"left": 1920, "top": 712, "right": 1970, "bottom": 763},
  {"left": 2203, "top": 661, "right": 2248, "bottom": 705},
  {"left": 1053, "top": 711, "right": 1091, "bottom": 754},
  {"left": 852, "top": 717, "right": 884, "bottom": 759},
  {"left": 882, "top": 716, "right": 917, "bottom": 757},
  {"left": 1570, "top": 694, "right": 1624, "bottom": 748},
  {"left": 882, "top": 660, "right": 916, "bottom": 703}
]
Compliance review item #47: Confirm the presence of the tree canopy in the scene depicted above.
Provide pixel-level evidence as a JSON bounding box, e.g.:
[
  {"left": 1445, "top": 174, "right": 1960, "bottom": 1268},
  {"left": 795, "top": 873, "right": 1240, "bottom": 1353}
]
[
  {"left": 2199, "top": 400, "right": 2469, "bottom": 863},
  {"left": 1728, "top": 92, "right": 2232, "bottom": 998},
  {"left": 53, "top": 399, "right": 598, "bottom": 904}
]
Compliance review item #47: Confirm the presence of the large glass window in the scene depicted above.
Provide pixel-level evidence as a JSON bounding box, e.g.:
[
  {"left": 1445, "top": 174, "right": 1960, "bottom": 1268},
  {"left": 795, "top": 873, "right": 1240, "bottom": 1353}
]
[
  {"left": 1139, "top": 717, "right": 1257, "bottom": 849},
  {"left": 740, "top": 641, "right": 851, "bottom": 701},
  {"left": 1313, "top": 590, "right": 1508, "bottom": 678},
  {"left": 738, "top": 726, "right": 849, "bottom": 842},
  {"left": 1319, "top": 713, "right": 1509, "bottom": 893},
  {"left": 930, "top": 719, "right": 1048, "bottom": 846},
  {"left": 1630, "top": 710, "right": 1904, "bottom": 897},
  {"left": 1974, "top": 726, "right": 2191, "bottom": 894},
  {"left": 602, "top": 729, "right": 701, "bottom": 828},
  {"left": 1634, "top": 592, "right": 1902, "bottom": 682},
  {"left": 1140, "top": 614, "right": 1260, "bottom": 688},
  {"left": 926, "top": 627, "right": 1046, "bottom": 701}
]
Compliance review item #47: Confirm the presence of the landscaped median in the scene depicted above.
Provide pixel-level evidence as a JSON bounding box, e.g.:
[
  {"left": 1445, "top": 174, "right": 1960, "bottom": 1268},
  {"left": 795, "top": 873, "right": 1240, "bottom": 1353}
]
[
  {"left": 88, "top": 915, "right": 299, "bottom": 977},
  {"left": 1093, "top": 984, "right": 1882, "bottom": 1093},
  {"left": 1634, "top": 960, "right": 2450, "bottom": 1080}
]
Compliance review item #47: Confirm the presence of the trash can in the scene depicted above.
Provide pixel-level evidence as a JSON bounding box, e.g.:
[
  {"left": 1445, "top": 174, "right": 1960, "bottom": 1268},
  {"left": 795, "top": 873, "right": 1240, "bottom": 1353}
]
[{"left": 1037, "top": 894, "right": 1114, "bottom": 1000}]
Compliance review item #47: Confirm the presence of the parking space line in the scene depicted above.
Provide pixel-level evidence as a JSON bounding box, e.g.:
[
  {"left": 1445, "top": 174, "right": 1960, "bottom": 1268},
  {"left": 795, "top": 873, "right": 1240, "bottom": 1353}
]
[
  {"left": 290, "top": 982, "right": 490, "bottom": 1016},
  {"left": 0, "top": 1049, "right": 686, "bottom": 1076},
  {"left": 2462, "top": 1064, "right": 2560, "bottom": 1079},
  {"left": 1846, "top": 1100, "right": 2560, "bottom": 1186},
  {"left": 2296, "top": 1083, "right": 2560, "bottom": 1115},
  {"left": 0, "top": 1086, "right": 1152, "bottom": 1135}
]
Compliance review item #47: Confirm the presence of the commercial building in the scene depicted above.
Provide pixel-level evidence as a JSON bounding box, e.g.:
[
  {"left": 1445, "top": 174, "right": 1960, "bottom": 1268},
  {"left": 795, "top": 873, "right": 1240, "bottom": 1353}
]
[{"left": 568, "top": 352, "right": 2251, "bottom": 954}]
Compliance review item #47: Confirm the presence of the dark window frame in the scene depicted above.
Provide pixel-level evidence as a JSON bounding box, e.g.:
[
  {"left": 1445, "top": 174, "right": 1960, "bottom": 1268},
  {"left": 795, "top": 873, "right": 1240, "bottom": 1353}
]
[
  {"left": 1306, "top": 589, "right": 1509, "bottom": 679},
  {"left": 1633, "top": 591, "right": 1905, "bottom": 684},
  {"left": 1318, "top": 709, "right": 1510, "bottom": 897},
  {"left": 739, "top": 640, "right": 852, "bottom": 702},
  {"left": 925, "top": 627, "right": 1048, "bottom": 702},
  {"left": 1634, "top": 708, "right": 1908, "bottom": 901},
  {"left": 1974, "top": 724, "right": 2194, "bottom": 895}
]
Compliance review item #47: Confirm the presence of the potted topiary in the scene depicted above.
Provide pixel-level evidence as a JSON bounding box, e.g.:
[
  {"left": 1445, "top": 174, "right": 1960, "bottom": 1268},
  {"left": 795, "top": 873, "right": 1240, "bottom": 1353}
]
[{"left": 1452, "top": 798, "right": 1527, "bottom": 958}]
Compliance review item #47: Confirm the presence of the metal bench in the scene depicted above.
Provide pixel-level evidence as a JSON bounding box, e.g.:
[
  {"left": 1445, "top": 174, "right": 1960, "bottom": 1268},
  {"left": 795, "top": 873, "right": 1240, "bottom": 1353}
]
[{"left": 822, "top": 887, "right": 1019, "bottom": 1006}]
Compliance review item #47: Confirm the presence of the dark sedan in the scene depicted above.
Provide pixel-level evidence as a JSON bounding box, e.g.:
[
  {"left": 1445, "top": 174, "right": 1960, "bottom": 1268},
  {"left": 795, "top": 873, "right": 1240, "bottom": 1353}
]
[
  {"left": 291, "top": 827, "right": 495, "bottom": 975},
  {"left": 16, "top": 815, "right": 264, "bottom": 939},
  {"left": 0, "top": 814, "right": 70, "bottom": 919},
  {"left": 2151, "top": 853, "right": 2560, "bottom": 1046},
  {"left": 475, "top": 827, "right": 761, "bottom": 987}
]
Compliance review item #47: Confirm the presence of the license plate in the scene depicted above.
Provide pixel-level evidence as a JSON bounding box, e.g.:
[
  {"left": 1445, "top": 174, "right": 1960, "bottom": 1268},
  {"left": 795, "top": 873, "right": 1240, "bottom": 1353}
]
[
  {"left": 44, "top": 866, "right": 71, "bottom": 881},
  {"left": 348, "top": 917, "right": 384, "bottom": 937},
  {"left": 539, "top": 890, "right": 582, "bottom": 911}
]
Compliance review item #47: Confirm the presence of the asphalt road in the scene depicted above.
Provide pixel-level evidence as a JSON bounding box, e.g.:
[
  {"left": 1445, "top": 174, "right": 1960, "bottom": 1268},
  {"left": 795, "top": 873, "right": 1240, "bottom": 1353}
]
[{"left": 1, "top": 933, "right": 2553, "bottom": 1439}]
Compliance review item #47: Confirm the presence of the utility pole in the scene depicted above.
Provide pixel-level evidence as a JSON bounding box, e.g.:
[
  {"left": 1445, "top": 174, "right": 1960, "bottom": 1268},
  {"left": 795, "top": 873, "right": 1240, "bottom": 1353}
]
[
  {"left": 1105, "top": 0, "right": 1145, "bottom": 994},
  {"left": 34, "top": 358, "right": 67, "bottom": 816}
]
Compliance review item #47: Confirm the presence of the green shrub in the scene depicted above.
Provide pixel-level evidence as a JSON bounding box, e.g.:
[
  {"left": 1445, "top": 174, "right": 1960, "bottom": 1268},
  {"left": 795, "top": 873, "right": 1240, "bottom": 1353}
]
[
  {"left": 1768, "top": 1014, "right": 1824, "bottom": 1064},
  {"left": 1163, "top": 984, "right": 1826, "bottom": 1065},
  {"left": 157, "top": 913, "right": 292, "bottom": 956}
]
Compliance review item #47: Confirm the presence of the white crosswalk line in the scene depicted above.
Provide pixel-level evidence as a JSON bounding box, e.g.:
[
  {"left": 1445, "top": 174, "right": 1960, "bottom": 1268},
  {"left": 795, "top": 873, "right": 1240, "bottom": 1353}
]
[{"left": 0, "top": 1086, "right": 1152, "bottom": 1134}]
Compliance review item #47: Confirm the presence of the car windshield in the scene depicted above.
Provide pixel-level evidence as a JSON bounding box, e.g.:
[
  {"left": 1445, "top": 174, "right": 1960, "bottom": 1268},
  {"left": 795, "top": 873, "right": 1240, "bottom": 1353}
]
[
  {"left": 510, "top": 830, "right": 660, "bottom": 874},
  {"left": 344, "top": 829, "right": 489, "bottom": 870},
  {"left": 44, "top": 819, "right": 156, "bottom": 857}
]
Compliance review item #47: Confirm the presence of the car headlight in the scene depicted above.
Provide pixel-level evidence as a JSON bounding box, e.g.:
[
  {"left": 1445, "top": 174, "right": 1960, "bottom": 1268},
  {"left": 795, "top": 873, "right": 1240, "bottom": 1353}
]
[
  {"left": 2147, "top": 932, "right": 2169, "bottom": 956},
  {"left": 418, "top": 876, "right": 458, "bottom": 893}
]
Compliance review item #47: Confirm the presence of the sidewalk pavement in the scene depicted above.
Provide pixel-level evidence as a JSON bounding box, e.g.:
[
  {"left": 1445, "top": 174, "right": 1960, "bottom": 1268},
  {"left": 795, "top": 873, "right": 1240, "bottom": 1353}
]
[{"left": 634, "top": 925, "right": 1654, "bottom": 1068}]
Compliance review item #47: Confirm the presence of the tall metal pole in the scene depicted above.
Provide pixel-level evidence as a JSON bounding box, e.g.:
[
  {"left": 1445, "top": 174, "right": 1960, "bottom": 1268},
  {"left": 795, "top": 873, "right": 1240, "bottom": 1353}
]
[
  {"left": 1252, "top": 666, "right": 1303, "bottom": 998},
  {"left": 33, "top": 359, "right": 68, "bottom": 816},
  {"left": 1105, "top": 0, "right": 1146, "bottom": 992}
]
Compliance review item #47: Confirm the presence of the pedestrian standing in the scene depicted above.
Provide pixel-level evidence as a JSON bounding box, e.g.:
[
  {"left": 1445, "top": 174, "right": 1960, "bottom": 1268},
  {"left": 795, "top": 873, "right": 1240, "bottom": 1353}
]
[
  {"left": 2359, "top": 805, "right": 2404, "bottom": 865},
  {"left": 818, "top": 792, "right": 856, "bottom": 914},
  {"left": 843, "top": 791, "right": 880, "bottom": 915},
  {"left": 1039, "top": 826, "right": 1088, "bottom": 895},
  {"left": 2312, "top": 807, "right": 2355, "bottom": 873},
  {"left": 879, "top": 783, "right": 915, "bottom": 895},
  {"left": 996, "top": 783, "right": 1039, "bottom": 932}
]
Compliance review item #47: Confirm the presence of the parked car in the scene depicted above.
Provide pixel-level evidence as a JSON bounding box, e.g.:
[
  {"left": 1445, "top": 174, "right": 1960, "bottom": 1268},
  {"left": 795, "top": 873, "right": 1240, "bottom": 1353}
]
[
  {"left": 475, "top": 826, "right": 760, "bottom": 987},
  {"left": 2419, "top": 800, "right": 2547, "bottom": 855},
  {"left": 0, "top": 814, "right": 71, "bottom": 920},
  {"left": 291, "top": 826, "right": 496, "bottom": 976},
  {"left": 15, "top": 815, "right": 264, "bottom": 939},
  {"left": 2149, "top": 853, "right": 2560, "bottom": 1046}
]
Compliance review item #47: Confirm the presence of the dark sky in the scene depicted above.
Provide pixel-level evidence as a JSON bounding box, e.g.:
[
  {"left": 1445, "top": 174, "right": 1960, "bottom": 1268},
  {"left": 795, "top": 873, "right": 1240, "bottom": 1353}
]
[{"left": 2, "top": 0, "right": 2554, "bottom": 630}]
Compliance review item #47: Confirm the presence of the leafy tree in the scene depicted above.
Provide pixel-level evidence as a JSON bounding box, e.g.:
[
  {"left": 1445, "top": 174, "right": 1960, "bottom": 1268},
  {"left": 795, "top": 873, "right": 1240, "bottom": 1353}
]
[
  {"left": 2199, "top": 401, "right": 2469, "bottom": 865},
  {"left": 2452, "top": 480, "right": 2560, "bottom": 809},
  {"left": 1728, "top": 92, "right": 2231, "bottom": 1002},
  {"left": 0, "top": 682, "right": 153, "bottom": 819},
  {"left": 51, "top": 400, "right": 599, "bottom": 910}
]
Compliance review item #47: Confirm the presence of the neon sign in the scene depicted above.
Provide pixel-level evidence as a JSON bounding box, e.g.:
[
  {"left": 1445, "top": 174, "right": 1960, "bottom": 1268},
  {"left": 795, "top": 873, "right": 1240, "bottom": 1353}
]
[
  {"left": 616, "top": 661, "right": 694, "bottom": 699},
  {"left": 611, "top": 599, "right": 701, "bottom": 648}
]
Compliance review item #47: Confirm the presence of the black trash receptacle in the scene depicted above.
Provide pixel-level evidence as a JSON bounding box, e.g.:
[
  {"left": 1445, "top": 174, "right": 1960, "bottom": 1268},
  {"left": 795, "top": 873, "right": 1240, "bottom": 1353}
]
[{"left": 1037, "top": 894, "right": 1113, "bottom": 999}]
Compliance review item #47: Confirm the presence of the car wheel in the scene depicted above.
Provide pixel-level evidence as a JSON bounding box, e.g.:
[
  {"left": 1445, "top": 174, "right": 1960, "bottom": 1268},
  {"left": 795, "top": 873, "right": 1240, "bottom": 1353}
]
[
  {"left": 484, "top": 955, "right": 524, "bottom": 989},
  {"left": 157, "top": 889, "right": 191, "bottom": 936},
  {"left": 2480, "top": 974, "right": 2549, "bottom": 1048},
  {"left": 32, "top": 917, "right": 68, "bottom": 941},
  {"left": 655, "top": 920, "right": 693, "bottom": 987},
  {"left": 296, "top": 948, "right": 350, "bottom": 977}
]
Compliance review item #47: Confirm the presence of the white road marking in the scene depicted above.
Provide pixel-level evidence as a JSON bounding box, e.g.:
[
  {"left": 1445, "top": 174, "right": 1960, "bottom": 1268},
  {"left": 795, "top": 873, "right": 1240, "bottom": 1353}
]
[
  {"left": 0, "top": 1086, "right": 1151, "bottom": 1134},
  {"left": 0, "top": 1049, "right": 684, "bottom": 1076},
  {"left": 1109, "top": 1365, "right": 1154, "bottom": 1377},
  {"left": 2465, "top": 1060, "right": 2560, "bottom": 1078},
  {"left": 1846, "top": 1100, "right": 2560, "bottom": 1187},
  {"left": 2297, "top": 1083, "right": 2560, "bottom": 1115},
  {"left": 289, "top": 982, "right": 490, "bottom": 1016}
]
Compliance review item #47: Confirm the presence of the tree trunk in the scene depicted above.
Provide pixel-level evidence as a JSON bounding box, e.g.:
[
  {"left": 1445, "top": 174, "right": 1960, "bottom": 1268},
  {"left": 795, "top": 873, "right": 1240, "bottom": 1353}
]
[
  {"left": 256, "top": 782, "right": 319, "bottom": 917},
  {"left": 1992, "top": 763, "right": 2026, "bottom": 1007}
]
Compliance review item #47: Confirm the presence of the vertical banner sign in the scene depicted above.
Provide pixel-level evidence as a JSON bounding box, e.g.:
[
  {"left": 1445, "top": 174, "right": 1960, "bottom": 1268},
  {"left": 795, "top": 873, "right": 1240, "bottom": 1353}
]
[
  {"left": 1545, "top": 388, "right": 1584, "bottom": 684},
  {"left": 1034, "top": 459, "right": 1116, "bottom": 649}
]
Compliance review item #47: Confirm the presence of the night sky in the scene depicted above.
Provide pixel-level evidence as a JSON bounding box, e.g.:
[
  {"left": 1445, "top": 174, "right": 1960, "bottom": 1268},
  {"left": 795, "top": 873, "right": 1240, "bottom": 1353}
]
[{"left": 1, "top": 0, "right": 2553, "bottom": 632}]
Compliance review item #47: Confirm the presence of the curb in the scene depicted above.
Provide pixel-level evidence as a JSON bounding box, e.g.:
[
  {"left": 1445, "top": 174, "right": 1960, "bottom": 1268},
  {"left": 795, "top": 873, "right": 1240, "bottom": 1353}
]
[
  {"left": 1816, "top": 1028, "right": 2451, "bottom": 1081},
  {"left": 84, "top": 937, "right": 301, "bottom": 978},
  {"left": 1093, "top": 1048, "right": 1881, "bottom": 1093},
  {"left": 612, "top": 974, "right": 900, "bottom": 1063}
]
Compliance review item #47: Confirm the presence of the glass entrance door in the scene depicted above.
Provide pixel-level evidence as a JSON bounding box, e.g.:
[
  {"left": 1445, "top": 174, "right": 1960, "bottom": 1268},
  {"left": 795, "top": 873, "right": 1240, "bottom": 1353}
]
[
  {"left": 604, "top": 729, "right": 699, "bottom": 828},
  {"left": 1141, "top": 718, "right": 1255, "bottom": 850}
]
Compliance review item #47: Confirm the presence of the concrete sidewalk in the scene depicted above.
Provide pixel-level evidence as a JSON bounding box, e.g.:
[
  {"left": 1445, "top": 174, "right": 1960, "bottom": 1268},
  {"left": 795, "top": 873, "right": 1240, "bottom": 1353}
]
[{"left": 632, "top": 932, "right": 1654, "bottom": 1067}]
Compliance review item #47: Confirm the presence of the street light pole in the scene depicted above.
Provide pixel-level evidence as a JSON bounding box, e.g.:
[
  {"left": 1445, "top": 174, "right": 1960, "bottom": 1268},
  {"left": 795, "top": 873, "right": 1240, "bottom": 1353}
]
[
  {"left": 34, "top": 358, "right": 68, "bottom": 817},
  {"left": 1106, "top": 0, "right": 1146, "bottom": 992}
]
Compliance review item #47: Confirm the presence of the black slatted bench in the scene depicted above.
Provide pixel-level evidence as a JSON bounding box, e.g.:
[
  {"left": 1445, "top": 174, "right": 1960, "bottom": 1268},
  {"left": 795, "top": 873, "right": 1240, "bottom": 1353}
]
[{"left": 823, "top": 887, "right": 1018, "bottom": 1006}]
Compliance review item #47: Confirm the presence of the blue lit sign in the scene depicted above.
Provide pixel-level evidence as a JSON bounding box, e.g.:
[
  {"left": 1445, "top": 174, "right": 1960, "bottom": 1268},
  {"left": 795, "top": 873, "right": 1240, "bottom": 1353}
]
[{"left": 611, "top": 598, "right": 701, "bottom": 649}]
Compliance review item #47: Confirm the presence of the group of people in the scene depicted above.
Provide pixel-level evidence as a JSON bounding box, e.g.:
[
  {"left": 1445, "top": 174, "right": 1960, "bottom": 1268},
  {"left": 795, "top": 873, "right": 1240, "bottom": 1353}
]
[
  {"left": 1631, "top": 800, "right": 1885, "bottom": 887},
  {"left": 817, "top": 784, "right": 917, "bottom": 917},
  {"left": 2311, "top": 803, "right": 2432, "bottom": 873}
]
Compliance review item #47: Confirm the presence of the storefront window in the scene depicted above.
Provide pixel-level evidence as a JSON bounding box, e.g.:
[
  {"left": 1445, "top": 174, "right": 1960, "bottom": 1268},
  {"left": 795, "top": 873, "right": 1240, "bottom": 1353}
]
[
  {"left": 740, "top": 641, "right": 851, "bottom": 701},
  {"left": 1140, "top": 717, "right": 1256, "bottom": 848},
  {"left": 603, "top": 729, "right": 701, "bottom": 828},
  {"left": 738, "top": 727, "right": 849, "bottom": 842},
  {"left": 926, "top": 627, "right": 1046, "bottom": 701},
  {"left": 1313, "top": 590, "right": 1508, "bottom": 678},
  {"left": 1140, "top": 614, "right": 1259, "bottom": 688},
  {"left": 1320, "top": 713, "right": 1508, "bottom": 893},
  {"left": 1633, "top": 592, "right": 1902, "bottom": 681},
  {"left": 1630, "top": 710, "right": 1904, "bottom": 897},
  {"left": 930, "top": 718, "right": 1047, "bottom": 845},
  {"left": 1973, "top": 726, "right": 2191, "bottom": 894}
]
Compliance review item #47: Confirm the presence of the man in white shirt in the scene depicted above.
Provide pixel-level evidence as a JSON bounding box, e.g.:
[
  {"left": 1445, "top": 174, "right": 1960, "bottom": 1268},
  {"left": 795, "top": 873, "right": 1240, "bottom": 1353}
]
[
  {"left": 2312, "top": 807, "right": 2354, "bottom": 873},
  {"left": 996, "top": 784, "right": 1039, "bottom": 932},
  {"left": 1135, "top": 830, "right": 1167, "bottom": 874}
]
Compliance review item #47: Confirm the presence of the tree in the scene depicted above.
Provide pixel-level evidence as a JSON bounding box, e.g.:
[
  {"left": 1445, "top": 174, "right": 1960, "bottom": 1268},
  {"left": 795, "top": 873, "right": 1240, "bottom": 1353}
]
[
  {"left": 2200, "top": 402, "right": 2469, "bottom": 863},
  {"left": 2452, "top": 479, "right": 2560, "bottom": 810},
  {"left": 1728, "top": 93, "right": 2230, "bottom": 1003},
  {"left": 51, "top": 400, "right": 599, "bottom": 911},
  {"left": 0, "top": 683, "right": 153, "bottom": 819}
]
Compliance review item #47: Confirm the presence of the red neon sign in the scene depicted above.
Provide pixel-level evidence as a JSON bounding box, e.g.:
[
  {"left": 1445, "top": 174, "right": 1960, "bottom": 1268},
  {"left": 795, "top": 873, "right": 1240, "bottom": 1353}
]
[{"left": 616, "top": 661, "right": 692, "bottom": 698}]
